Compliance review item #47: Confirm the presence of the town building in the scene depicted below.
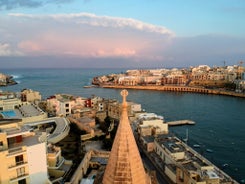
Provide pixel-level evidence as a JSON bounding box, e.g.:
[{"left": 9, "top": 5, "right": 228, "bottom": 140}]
[
  {"left": 150, "top": 134, "right": 237, "bottom": 184},
  {"left": 0, "top": 92, "right": 20, "bottom": 111},
  {"left": 136, "top": 113, "right": 168, "bottom": 137},
  {"left": 46, "top": 94, "right": 85, "bottom": 117},
  {"left": 0, "top": 117, "right": 72, "bottom": 184},
  {"left": 67, "top": 149, "right": 110, "bottom": 184},
  {"left": 20, "top": 89, "right": 41, "bottom": 104},
  {"left": 0, "top": 93, "right": 47, "bottom": 124},
  {"left": 0, "top": 119, "right": 49, "bottom": 184}
]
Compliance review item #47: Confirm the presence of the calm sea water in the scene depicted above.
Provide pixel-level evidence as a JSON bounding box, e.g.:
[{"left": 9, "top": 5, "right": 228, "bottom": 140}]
[{"left": 1, "top": 68, "right": 245, "bottom": 182}]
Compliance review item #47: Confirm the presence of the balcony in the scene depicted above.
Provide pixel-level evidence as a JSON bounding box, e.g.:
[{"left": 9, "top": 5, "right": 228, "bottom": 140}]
[
  {"left": 48, "top": 156, "right": 65, "bottom": 169},
  {"left": 8, "top": 161, "right": 28, "bottom": 170},
  {"left": 47, "top": 145, "right": 61, "bottom": 157},
  {"left": 10, "top": 174, "right": 29, "bottom": 183},
  {"left": 7, "top": 146, "right": 26, "bottom": 157}
]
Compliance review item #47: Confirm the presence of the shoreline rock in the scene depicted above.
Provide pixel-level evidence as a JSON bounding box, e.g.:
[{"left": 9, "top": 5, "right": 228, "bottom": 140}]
[{"left": 0, "top": 73, "right": 18, "bottom": 86}]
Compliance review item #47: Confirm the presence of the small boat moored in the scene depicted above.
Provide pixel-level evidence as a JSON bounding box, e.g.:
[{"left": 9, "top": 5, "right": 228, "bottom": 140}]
[
  {"left": 206, "top": 149, "right": 213, "bottom": 153},
  {"left": 193, "top": 144, "right": 201, "bottom": 148}
]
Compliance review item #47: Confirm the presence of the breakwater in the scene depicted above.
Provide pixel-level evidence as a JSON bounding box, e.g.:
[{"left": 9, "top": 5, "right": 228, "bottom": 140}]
[{"left": 101, "top": 85, "right": 245, "bottom": 98}]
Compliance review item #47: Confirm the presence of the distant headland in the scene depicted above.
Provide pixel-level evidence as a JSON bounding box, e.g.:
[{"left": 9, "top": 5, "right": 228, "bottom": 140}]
[
  {"left": 0, "top": 73, "right": 17, "bottom": 86},
  {"left": 91, "top": 65, "right": 245, "bottom": 98}
]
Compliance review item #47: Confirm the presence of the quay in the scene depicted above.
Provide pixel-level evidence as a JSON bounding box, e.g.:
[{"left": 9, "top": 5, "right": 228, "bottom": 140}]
[
  {"left": 166, "top": 119, "right": 195, "bottom": 126},
  {"left": 100, "top": 84, "right": 245, "bottom": 98},
  {"left": 83, "top": 85, "right": 98, "bottom": 88}
]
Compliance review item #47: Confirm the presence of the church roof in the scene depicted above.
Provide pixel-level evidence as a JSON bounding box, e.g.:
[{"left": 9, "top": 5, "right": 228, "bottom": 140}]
[{"left": 102, "top": 90, "right": 148, "bottom": 184}]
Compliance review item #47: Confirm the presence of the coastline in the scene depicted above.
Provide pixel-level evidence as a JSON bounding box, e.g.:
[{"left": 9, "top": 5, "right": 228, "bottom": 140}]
[
  {"left": 100, "top": 84, "right": 245, "bottom": 98},
  {"left": 0, "top": 74, "right": 18, "bottom": 87}
]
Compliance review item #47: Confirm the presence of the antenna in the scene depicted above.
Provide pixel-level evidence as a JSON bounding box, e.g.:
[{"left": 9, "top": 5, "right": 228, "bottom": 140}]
[
  {"left": 239, "top": 60, "right": 244, "bottom": 67},
  {"left": 238, "top": 61, "right": 244, "bottom": 80}
]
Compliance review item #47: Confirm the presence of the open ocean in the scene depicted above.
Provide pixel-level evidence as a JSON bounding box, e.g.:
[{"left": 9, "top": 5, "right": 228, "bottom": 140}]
[{"left": 1, "top": 68, "right": 245, "bottom": 182}]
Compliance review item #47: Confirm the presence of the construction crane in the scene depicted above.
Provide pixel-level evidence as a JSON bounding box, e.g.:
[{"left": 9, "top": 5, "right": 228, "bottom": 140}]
[
  {"left": 223, "top": 60, "right": 226, "bottom": 67},
  {"left": 236, "top": 60, "right": 244, "bottom": 92},
  {"left": 238, "top": 61, "right": 244, "bottom": 80}
]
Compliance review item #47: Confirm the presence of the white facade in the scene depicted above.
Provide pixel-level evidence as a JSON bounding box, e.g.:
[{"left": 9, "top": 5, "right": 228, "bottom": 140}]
[
  {"left": 27, "top": 143, "right": 49, "bottom": 184},
  {"left": 128, "top": 102, "right": 141, "bottom": 113},
  {"left": 0, "top": 98, "right": 21, "bottom": 111}
]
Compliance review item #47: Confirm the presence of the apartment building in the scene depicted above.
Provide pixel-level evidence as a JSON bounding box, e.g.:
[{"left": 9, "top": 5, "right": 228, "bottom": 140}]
[
  {"left": 46, "top": 94, "right": 85, "bottom": 116},
  {"left": 107, "top": 100, "right": 139, "bottom": 120},
  {"left": 0, "top": 120, "right": 49, "bottom": 184},
  {"left": 154, "top": 135, "right": 235, "bottom": 184},
  {"left": 0, "top": 93, "right": 21, "bottom": 111},
  {"left": 21, "top": 89, "right": 41, "bottom": 103}
]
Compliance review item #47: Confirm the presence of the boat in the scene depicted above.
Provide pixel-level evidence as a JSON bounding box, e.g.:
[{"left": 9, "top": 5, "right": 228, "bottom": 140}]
[
  {"left": 222, "top": 163, "right": 229, "bottom": 168},
  {"left": 193, "top": 144, "right": 200, "bottom": 148},
  {"left": 206, "top": 149, "right": 213, "bottom": 153}
]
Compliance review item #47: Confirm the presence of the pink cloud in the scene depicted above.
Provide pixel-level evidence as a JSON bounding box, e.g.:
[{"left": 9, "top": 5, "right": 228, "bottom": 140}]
[
  {"left": 5, "top": 13, "right": 174, "bottom": 62},
  {"left": 18, "top": 41, "right": 42, "bottom": 52},
  {"left": 17, "top": 31, "right": 145, "bottom": 58}
]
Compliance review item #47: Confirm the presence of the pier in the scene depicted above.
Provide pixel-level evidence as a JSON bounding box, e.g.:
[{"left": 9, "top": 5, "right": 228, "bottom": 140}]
[
  {"left": 100, "top": 84, "right": 245, "bottom": 98},
  {"left": 166, "top": 120, "right": 195, "bottom": 126}
]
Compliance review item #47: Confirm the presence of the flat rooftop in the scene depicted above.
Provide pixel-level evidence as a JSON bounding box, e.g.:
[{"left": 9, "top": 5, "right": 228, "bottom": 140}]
[
  {"left": 0, "top": 103, "right": 45, "bottom": 119},
  {"left": 156, "top": 136, "right": 185, "bottom": 153},
  {"left": 142, "top": 135, "right": 155, "bottom": 143}
]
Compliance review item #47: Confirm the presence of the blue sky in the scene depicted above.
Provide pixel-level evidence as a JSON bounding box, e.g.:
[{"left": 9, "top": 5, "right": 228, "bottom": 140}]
[{"left": 0, "top": 0, "right": 245, "bottom": 68}]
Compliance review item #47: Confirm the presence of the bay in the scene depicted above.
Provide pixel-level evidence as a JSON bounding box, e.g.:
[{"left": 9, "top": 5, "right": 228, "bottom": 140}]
[{"left": 1, "top": 68, "right": 245, "bottom": 182}]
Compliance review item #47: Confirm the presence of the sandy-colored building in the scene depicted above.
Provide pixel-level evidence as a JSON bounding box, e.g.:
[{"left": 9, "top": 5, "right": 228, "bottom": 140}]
[
  {"left": 137, "top": 118, "right": 168, "bottom": 136},
  {"left": 0, "top": 120, "right": 50, "bottom": 184},
  {"left": 46, "top": 94, "right": 85, "bottom": 117},
  {"left": 21, "top": 89, "right": 42, "bottom": 103},
  {"left": 153, "top": 135, "right": 236, "bottom": 184},
  {"left": 0, "top": 118, "right": 72, "bottom": 184},
  {"left": 0, "top": 95, "right": 21, "bottom": 111}
]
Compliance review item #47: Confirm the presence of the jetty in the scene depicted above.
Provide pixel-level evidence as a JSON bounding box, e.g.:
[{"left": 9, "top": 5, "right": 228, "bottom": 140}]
[
  {"left": 166, "top": 120, "right": 195, "bottom": 126},
  {"left": 83, "top": 85, "right": 98, "bottom": 88},
  {"left": 100, "top": 84, "right": 245, "bottom": 98}
]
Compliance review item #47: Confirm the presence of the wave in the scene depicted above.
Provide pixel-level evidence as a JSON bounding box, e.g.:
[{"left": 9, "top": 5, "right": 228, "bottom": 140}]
[{"left": 11, "top": 74, "right": 23, "bottom": 79}]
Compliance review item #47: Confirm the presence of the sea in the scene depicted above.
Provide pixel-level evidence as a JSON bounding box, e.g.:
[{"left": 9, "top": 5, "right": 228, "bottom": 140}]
[{"left": 1, "top": 68, "right": 245, "bottom": 182}]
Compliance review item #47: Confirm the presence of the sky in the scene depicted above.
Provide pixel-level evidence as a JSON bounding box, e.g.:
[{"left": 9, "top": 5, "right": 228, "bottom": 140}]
[{"left": 0, "top": 0, "right": 245, "bottom": 68}]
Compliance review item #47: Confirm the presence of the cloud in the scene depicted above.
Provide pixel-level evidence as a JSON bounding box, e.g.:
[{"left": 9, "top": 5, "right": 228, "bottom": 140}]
[
  {"left": 0, "top": 43, "right": 22, "bottom": 56},
  {"left": 2, "top": 12, "right": 244, "bottom": 68},
  {"left": 10, "top": 13, "right": 174, "bottom": 36},
  {"left": 0, "top": 0, "right": 78, "bottom": 10},
  {"left": 3, "top": 13, "right": 173, "bottom": 61},
  {"left": 0, "top": 0, "right": 42, "bottom": 10}
]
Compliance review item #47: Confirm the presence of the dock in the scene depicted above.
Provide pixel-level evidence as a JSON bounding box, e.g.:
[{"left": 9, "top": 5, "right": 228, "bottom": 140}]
[
  {"left": 83, "top": 85, "right": 97, "bottom": 88},
  {"left": 166, "top": 120, "right": 195, "bottom": 126}
]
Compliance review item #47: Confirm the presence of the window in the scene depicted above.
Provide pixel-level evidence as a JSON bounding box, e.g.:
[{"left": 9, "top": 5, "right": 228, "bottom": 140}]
[
  {"left": 18, "top": 179, "right": 26, "bottom": 184},
  {"left": 0, "top": 141, "right": 3, "bottom": 150},
  {"left": 15, "top": 155, "right": 24, "bottom": 165},
  {"left": 16, "top": 167, "right": 25, "bottom": 177}
]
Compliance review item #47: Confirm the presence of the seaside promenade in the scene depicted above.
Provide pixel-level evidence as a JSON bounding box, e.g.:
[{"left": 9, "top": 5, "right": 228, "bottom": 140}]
[{"left": 100, "top": 84, "right": 245, "bottom": 98}]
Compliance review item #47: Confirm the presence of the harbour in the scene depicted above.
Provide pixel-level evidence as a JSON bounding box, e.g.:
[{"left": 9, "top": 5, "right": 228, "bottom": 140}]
[{"left": 1, "top": 68, "right": 245, "bottom": 182}]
